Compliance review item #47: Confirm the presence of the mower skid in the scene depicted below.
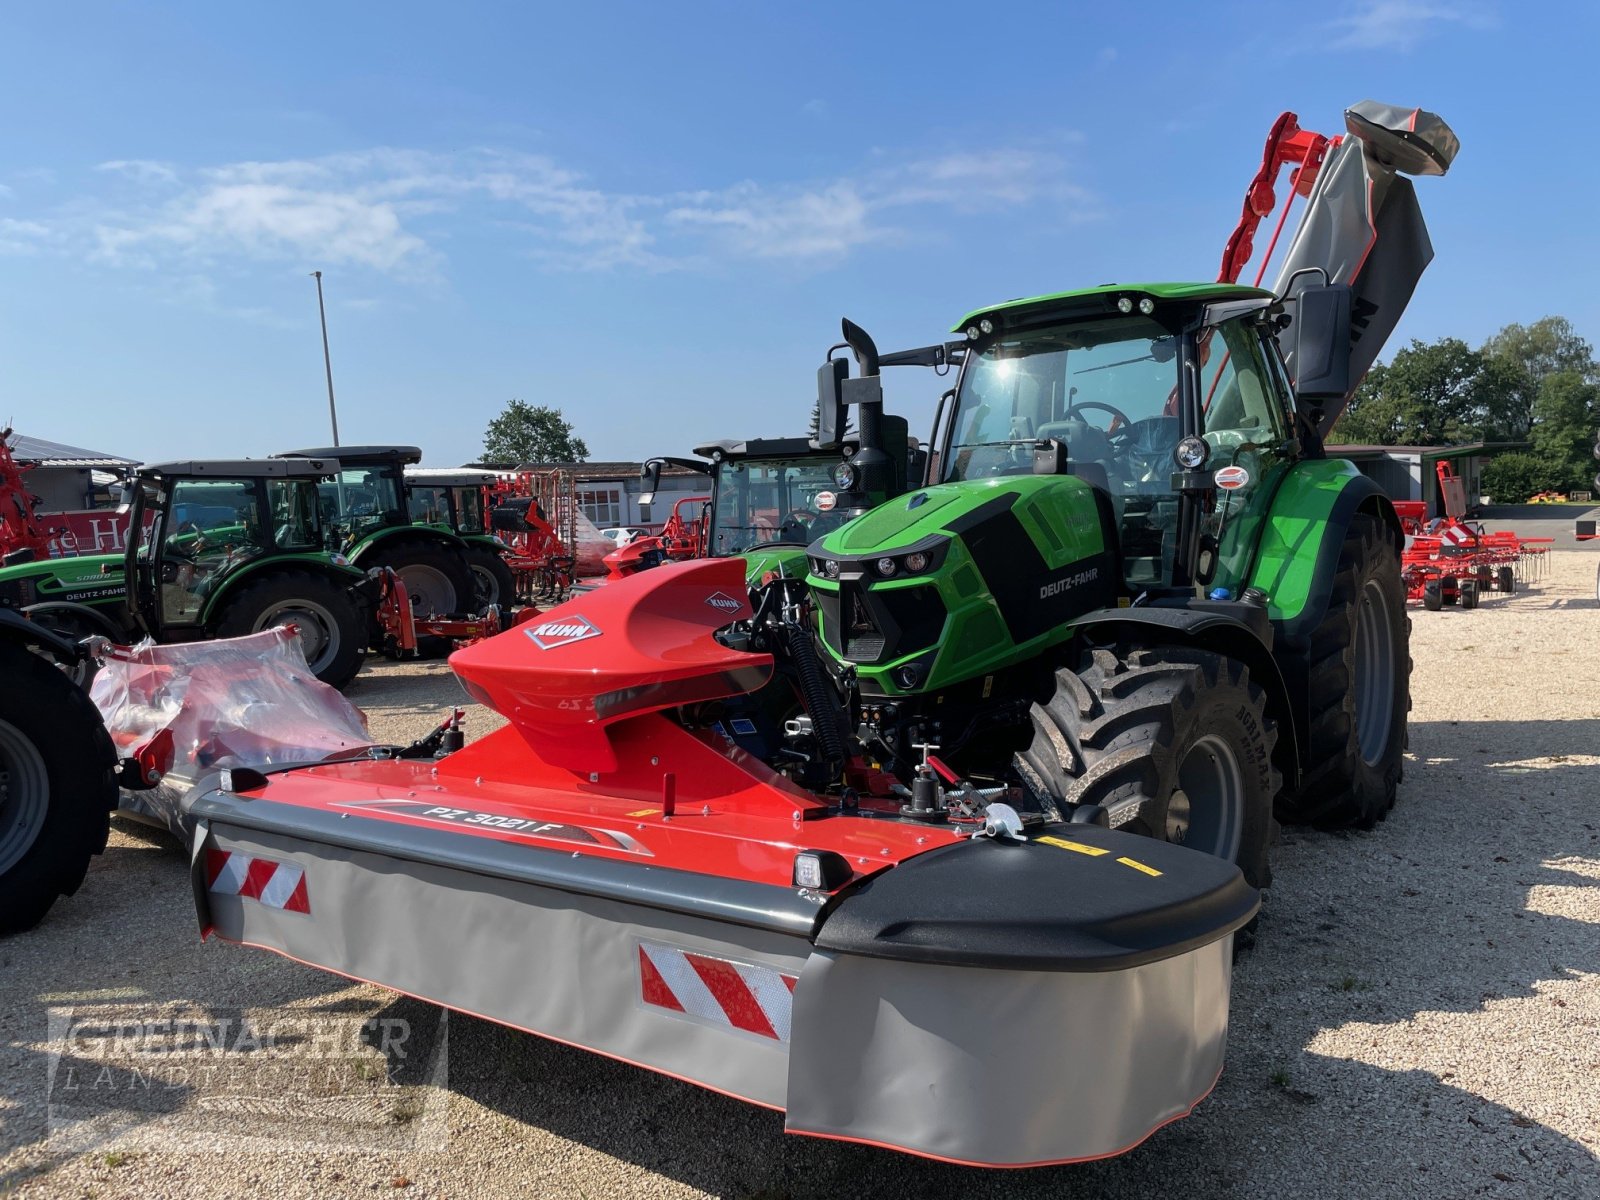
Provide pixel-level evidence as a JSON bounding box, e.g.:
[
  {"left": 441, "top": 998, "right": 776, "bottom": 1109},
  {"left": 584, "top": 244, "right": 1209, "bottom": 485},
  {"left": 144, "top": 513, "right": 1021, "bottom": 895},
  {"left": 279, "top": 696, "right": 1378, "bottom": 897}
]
[{"left": 187, "top": 771, "right": 1255, "bottom": 1167}]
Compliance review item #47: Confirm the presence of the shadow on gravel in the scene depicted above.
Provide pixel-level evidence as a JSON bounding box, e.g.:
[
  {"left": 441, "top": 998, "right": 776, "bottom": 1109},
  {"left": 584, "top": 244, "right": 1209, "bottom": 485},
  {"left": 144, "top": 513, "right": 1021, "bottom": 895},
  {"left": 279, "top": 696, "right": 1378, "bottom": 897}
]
[{"left": 422, "top": 718, "right": 1600, "bottom": 1199}]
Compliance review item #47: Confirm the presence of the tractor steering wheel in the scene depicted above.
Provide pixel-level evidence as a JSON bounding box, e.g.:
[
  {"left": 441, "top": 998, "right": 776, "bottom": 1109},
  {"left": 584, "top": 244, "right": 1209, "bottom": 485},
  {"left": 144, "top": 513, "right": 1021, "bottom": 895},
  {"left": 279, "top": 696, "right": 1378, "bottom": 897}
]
[{"left": 1067, "top": 399, "right": 1135, "bottom": 434}]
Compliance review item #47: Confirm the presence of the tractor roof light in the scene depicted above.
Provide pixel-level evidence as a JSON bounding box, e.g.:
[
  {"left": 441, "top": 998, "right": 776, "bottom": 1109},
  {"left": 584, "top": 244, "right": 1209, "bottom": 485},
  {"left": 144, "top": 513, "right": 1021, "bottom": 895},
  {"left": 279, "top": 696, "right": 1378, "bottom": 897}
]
[
  {"left": 1137, "top": 297, "right": 1156, "bottom": 315},
  {"left": 979, "top": 318, "right": 994, "bottom": 335},
  {"left": 965, "top": 324, "right": 982, "bottom": 341},
  {"left": 1116, "top": 296, "right": 1134, "bottom": 314}
]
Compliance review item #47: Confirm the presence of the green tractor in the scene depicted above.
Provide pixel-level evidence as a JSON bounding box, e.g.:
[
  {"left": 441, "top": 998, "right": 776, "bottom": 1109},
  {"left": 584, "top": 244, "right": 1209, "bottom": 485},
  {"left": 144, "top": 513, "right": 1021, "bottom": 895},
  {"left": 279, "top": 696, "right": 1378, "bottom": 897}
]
[
  {"left": 783, "top": 282, "right": 1407, "bottom": 890},
  {"left": 279, "top": 446, "right": 478, "bottom": 618},
  {"left": 0, "top": 457, "right": 369, "bottom": 689},
  {"left": 403, "top": 467, "right": 518, "bottom": 607},
  {"left": 636, "top": 421, "right": 921, "bottom": 584}
]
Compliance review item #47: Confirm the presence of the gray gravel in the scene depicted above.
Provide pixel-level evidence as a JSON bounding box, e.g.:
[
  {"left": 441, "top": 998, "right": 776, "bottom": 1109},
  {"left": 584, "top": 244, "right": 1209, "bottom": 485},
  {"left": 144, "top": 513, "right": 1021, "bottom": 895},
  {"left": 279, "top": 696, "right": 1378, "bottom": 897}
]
[{"left": 3, "top": 550, "right": 1598, "bottom": 1199}]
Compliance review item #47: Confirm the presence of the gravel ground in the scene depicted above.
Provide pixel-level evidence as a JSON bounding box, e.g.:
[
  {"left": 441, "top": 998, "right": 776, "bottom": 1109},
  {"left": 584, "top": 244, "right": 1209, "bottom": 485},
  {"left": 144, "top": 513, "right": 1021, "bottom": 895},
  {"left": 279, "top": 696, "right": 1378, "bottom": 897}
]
[{"left": 3, "top": 549, "right": 1598, "bottom": 1199}]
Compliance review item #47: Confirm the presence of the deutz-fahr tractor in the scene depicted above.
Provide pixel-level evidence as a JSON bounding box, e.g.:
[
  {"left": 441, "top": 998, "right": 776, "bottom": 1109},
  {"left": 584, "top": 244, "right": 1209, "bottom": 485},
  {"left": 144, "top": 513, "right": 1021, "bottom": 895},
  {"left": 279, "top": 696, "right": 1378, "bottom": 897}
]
[
  {"left": 405, "top": 466, "right": 519, "bottom": 607},
  {"left": 0, "top": 457, "right": 368, "bottom": 688},
  {"left": 278, "top": 445, "right": 478, "bottom": 618},
  {"left": 628, "top": 423, "right": 921, "bottom": 582}
]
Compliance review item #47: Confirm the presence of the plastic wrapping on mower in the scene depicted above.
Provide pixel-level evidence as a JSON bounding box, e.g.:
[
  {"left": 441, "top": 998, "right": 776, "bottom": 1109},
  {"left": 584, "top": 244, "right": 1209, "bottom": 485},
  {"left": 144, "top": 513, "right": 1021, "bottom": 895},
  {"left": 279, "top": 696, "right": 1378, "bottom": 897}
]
[{"left": 170, "top": 560, "right": 1256, "bottom": 1167}]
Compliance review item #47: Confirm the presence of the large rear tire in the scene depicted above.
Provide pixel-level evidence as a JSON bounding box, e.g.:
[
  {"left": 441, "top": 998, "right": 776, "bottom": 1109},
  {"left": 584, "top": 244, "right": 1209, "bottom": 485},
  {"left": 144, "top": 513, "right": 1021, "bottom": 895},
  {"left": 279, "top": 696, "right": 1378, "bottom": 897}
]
[
  {"left": 1277, "top": 513, "right": 1410, "bottom": 829},
  {"left": 1016, "top": 645, "right": 1277, "bottom": 890},
  {"left": 0, "top": 641, "right": 117, "bottom": 934},
  {"left": 464, "top": 546, "right": 517, "bottom": 610},
  {"left": 366, "top": 541, "right": 474, "bottom": 618},
  {"left": 214, "top": 571, "right": 366, "bottom": 689}
]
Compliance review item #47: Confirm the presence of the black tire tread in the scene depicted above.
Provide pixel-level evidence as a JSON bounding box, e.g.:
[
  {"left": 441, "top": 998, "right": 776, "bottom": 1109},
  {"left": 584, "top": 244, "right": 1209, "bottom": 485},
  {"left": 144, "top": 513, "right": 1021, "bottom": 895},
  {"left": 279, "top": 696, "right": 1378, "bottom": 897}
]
[{"left": 214, "top": 569, "right": 366, "bottom": 689}]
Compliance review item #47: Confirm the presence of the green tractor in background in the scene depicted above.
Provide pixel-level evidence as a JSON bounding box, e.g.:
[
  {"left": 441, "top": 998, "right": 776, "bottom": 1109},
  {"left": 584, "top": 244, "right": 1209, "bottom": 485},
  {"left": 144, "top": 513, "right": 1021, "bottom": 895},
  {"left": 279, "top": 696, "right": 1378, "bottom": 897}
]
[
  {"left": 0, "top": 457, "right": 368, "bottom": 688},
  {"left": 279, "top": 446, "right": 478, "bottom": 618},
  {"left": 404, "top": 466, "right": 518, "bottom": 607},
  {"left": 635, "top": 421, "right": 922, "bottom": 584}
]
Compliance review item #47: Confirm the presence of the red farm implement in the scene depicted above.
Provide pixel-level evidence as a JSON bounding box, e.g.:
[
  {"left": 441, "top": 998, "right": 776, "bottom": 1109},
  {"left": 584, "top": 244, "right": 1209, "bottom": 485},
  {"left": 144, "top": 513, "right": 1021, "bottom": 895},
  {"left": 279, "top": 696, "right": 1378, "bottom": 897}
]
[
  {"left": 603, "top": 494, "right": 709, "bottom": 580},
  {"left": 490, "top": 469, "right": 581, "bottom": 602},
  {"left": 1400, "top": 463, "right": 1552, "bottom": 609},
  {"left": 0, "top": 428, "right": 62, "bottom": 563}
]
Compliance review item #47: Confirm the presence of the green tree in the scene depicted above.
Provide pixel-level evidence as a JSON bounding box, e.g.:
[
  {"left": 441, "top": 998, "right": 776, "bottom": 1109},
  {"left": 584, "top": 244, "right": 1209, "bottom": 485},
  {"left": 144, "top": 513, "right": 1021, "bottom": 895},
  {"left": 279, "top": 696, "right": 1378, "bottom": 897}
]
[
  {"left": 1330, "top": 337, "right": 1487, "bottom": 445},
  {"left": 1480, "top": 317, "right": 1597, "bottom": 439},
  {"left": 482, "top": 400, "right": 590, "bottom": 465}
]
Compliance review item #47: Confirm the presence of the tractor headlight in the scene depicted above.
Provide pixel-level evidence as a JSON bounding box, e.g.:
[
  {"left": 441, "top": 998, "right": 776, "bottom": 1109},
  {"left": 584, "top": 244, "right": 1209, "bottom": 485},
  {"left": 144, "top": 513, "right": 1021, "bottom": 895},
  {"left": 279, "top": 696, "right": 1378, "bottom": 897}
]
[
  {"left": 833, "top": 462, "right": 859, "bottom": 490},
  {"left": 1174, "top": 435, "right": 1210, "bottom": 470},
  {"left": 824, "top": 559, "right": 841, "bottom": 579},
  {"left": 903, "top": 551, "right": 931, "bottom": 573},
  {"left": 330, "top": 554, "right": 349, "bottom": 566},
  {"left": 875, "top": 557, "right": 898, "bottom": 578}
]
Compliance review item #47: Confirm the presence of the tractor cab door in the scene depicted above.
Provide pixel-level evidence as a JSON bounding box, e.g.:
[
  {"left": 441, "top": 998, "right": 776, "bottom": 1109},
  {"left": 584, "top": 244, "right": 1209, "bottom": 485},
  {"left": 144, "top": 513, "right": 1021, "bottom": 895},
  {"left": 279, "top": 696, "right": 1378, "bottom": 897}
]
[
  {"left": 124, "top": 476, "right": 165, "bottom": 634},
  {"left": 154, "top": 477, "right": 269, "bottom": 628},
  {"left": 453, "top": 486, "right": 487, "bottom": 536}
]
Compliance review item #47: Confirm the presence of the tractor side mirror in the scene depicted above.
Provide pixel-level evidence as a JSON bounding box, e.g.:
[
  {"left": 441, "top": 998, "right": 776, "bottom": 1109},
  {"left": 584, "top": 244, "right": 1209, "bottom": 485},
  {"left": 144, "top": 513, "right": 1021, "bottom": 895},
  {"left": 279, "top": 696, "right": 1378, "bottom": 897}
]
[
  {"left": 638, "top": 460, "right": 662, "bottom": 508},
  {"left": 1293, "top": 283, "right": 1352, "bottom": 401},
  {"left": 813, "top": 358, "right": 849, "bottom": 449}
]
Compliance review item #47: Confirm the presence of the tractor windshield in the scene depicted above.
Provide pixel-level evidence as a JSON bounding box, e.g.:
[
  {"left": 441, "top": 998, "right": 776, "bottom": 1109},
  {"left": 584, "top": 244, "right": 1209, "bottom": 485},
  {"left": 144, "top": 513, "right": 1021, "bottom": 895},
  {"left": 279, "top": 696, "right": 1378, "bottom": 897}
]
[
  {"left": 710, "top": 457, "right": 845, "bottom": 555},
  {"left": 944, "top": 315, "right": 1179, "bottom": 487}
]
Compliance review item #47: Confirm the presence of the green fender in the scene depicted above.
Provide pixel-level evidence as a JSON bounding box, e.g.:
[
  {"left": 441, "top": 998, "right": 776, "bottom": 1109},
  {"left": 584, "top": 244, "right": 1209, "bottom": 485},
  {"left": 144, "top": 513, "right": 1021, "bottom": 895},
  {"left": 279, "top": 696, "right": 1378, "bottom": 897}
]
[
  {"left": 198, "top": 554, "right": 368, "bottom": 627},
  {"left": 347, "top": 523, "right": 468, "bottom": 566},
  {"left": 1244, "top": 458, "right": 1399, "bottom": 628}
]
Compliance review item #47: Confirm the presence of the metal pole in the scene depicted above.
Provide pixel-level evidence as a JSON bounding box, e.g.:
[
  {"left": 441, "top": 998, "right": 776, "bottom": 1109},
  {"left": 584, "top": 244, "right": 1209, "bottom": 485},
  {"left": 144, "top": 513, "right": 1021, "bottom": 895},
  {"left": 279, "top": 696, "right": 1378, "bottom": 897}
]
[{"left": 311, "top": 270, "right": 340, "bottom": 447}]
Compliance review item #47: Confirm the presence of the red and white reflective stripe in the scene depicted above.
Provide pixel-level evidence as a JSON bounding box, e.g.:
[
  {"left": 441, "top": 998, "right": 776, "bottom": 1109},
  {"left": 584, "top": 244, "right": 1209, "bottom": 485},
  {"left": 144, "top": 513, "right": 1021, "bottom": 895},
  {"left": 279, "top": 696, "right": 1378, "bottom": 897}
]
[
  {"left": 1441, "top": 524, "right": 1473, "bottom": 547},
  {"left": 206, "top": 849, "right": 310, "bottom": 914},
  {"left": 637, "top": 943, "right": 796, "bottom": 1042}
]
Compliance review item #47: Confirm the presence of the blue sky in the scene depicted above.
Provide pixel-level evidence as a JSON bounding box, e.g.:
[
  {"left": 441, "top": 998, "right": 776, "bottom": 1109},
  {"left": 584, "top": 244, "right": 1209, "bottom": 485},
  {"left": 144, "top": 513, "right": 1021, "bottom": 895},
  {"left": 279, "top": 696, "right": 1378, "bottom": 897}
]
[{"left": 1, "top": 1, "right": 1594, "bottom": 467}]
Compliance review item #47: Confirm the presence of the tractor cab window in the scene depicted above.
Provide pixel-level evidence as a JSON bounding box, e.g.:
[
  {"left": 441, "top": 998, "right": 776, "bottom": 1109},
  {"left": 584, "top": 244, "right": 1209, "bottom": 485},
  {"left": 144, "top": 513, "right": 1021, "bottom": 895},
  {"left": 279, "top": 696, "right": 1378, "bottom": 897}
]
[
  {"left": 321, "top": 468, "right": 404, "bottom": 542},
  {"left": 266, "top": 479, "right": 324, "bottom": 552},
  {"left": 408, "top": 486, "right": 452, "bottom": 526},
  {"left": 159, "top": 478, "right": 265, "bottom": 625},
  {"left": 711, "top": 457, "right": 844, "bottom": 554},
  {"left": 454, "top": 487, "right": 486, "bottom": 535}
]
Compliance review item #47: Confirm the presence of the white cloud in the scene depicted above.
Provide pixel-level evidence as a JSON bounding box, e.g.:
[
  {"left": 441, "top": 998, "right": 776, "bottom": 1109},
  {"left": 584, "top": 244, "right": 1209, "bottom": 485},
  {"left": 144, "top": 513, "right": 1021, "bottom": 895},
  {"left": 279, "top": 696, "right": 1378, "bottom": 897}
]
[
  {"left": 98, "top": 159, "right": 180, "bottom": 185},
  {"left": 1327, "top": 0, "right": 1496, "bottom": 51},
  {"left": 0, "top": 217, "right": 51, "bottom": 255}
]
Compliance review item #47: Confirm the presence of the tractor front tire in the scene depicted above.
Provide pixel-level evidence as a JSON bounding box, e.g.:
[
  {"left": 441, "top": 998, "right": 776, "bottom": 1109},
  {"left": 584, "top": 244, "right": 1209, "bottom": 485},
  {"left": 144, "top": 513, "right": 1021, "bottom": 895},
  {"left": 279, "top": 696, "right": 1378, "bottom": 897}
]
[
  {"left": 0, "top": 641, "right": 117, "bottom": 934},
  {"left": 215, "top": 571, "right": 366, "bottom": 689},
  {"left": 1016, "top": 646, "right": 1277, "bottom": 890},
  {"left": 1277, "top": 513, "right": 1410, "bottom": 830},
  {"left": 464, "top": 546, "right": 518, "bottom": 610}
]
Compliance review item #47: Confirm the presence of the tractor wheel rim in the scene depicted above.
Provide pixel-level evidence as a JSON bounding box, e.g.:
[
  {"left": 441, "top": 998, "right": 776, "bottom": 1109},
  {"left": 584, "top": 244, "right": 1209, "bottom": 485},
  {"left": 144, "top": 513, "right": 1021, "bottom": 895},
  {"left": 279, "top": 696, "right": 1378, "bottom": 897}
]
[
  {"left": 469, "top": 564, "right": 501, "bottom": 607},
  {"left": 1171, "top": 734, "right": 1244, "bottom": 862},
  {"left": 1354, "top": 579, "right": 1397, "bottom": 767},
  {"left": 398, "top": 565, "right": 454, "bottom": 617},
  {"left": 252, "top": 599, "right": 338, "bottom": 672},
  {"left": 0, "top": 717, "right": 50, "bottom": 878}
]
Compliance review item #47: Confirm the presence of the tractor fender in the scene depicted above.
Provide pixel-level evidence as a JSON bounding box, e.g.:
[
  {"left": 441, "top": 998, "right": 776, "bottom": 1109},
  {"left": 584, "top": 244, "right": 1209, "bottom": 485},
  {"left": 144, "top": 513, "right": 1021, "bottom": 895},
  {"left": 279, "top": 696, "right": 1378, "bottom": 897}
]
[
  {"left": 1070, "top": 605, "right": 1300, "bottom": 785},
  {"left": 1243, "top": 459, "right": 1399, "bottom": 639},
  {"left": 0, "top": 605, "right": 84, "bottom": 662},
  {"left": 198, "top": 556, "right": 368, "bottom": 629},
  {"left": 22, "top": 600, "right": 127, "bottom": 641},
  {"left": 349, "top": 524, "right": 467, "bottom": 563}
]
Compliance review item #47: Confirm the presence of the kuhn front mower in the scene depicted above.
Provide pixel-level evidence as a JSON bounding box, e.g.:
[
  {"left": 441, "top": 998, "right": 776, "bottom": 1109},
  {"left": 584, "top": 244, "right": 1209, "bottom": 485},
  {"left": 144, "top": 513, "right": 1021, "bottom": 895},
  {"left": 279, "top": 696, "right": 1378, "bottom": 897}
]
[{"left": 155, "top": 100, "right": 1456, "bottom": 1165}]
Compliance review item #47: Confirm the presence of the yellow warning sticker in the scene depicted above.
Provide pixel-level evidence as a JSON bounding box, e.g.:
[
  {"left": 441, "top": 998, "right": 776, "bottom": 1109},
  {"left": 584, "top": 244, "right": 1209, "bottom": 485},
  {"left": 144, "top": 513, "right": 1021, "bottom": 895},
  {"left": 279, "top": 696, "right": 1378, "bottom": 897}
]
[
  {"left": 1117, "top": 856, "right": 1163, "bottom": 877},
  {"left": 626, "top": 808, "right": 657, "bottom": 818},
  {"left": 1037, "top": 835, "right": 1110, "bottom": 857}
]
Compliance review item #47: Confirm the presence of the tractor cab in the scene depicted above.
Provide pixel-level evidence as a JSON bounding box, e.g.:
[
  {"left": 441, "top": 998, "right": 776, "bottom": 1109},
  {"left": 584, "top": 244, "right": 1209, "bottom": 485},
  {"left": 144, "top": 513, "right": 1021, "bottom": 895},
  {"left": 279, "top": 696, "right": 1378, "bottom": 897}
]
[
  {"left": 124, "top": 457, "right": 342, "bottom": 636},
  {"left": 279, "top": 445, "right": 421, "bottom": 553},
  {"left": 404, "top": 467, "right": 498, "bottom": 537}
]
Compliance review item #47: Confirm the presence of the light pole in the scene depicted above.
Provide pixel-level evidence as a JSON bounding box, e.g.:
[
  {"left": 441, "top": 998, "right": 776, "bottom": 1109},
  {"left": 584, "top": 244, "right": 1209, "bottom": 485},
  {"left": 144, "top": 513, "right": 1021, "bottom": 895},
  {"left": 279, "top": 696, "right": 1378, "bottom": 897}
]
[{"left": 311, "top": 270, "right": 340, "bottom": 446}]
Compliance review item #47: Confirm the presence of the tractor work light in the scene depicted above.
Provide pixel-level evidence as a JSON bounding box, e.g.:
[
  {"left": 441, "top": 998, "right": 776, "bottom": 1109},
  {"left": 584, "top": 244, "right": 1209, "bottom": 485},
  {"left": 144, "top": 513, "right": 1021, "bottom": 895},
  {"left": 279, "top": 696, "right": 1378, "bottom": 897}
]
[
  {"left": 1116, "top": 296, "right": 1134, "bottom": 314},
  {"left": 875, "top": 557, "right": 898, "bottom": 578},
  {"left": 979, "top": 318, "right": 994, "bottom": 335},
  {"left": 833, "top": 462, "right": 859, "bottom": 490},
  {"left": 1138, "top": 297, "right": 1156, "bottom": 315},
  {"left": 965, "top": 325, "right": 981, "bottom": 340},
  {"left": 1174, "top": 436, "right": 1210, "bottom": 470},
  {"left": 793, "top": 849, "right": 853, "bottom": 891},
  {"left": 904, "top": 551, "right": 931, "bottom": 573}
]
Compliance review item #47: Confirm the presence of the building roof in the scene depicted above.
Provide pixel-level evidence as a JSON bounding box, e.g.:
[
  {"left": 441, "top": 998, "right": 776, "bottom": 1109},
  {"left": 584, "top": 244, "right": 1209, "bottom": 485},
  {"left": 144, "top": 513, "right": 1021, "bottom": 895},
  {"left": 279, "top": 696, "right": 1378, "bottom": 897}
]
[
  {"left": 1331, "top": 441, "right": 1529, "bottom": 460},
  {"left": 468, "top": 459, "right": 704, "bottom": 481},
  {"left": 9, "top": 433, "right": 139, "bottom": 468}
]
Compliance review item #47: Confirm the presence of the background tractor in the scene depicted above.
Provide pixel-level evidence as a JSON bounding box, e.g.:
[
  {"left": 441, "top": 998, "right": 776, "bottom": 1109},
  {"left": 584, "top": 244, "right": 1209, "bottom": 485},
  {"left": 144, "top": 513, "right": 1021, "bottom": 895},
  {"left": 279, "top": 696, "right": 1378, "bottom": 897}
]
[
  {"left": 0, "top": 457, "right": 368, "bottom": 688},
  {"left": 280, "top": 445, "right": 478, "bottom": 619},
  {"left": 404, "top": 466, "right": 519, "bottom": 607}
]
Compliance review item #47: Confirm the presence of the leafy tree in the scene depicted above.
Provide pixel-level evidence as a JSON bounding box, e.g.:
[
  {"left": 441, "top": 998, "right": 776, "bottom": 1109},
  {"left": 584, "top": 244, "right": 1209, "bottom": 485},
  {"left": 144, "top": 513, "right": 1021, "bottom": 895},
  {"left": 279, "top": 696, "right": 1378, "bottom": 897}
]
[
  {"left": 1480, "top": 317, "right": 1596, "bottom": 439},
  {"left": 1330, "top": 337, "right": 1487, "bottom": 445},
  {"left": 1528, "top": 372, "right": 1600, "bottom": 479},
  {"left": 482, "top": 400, "right": 590, "bottom": 465},
  {"left": 1479, "top": 452, "right": 1560, "bottom": 503}
]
